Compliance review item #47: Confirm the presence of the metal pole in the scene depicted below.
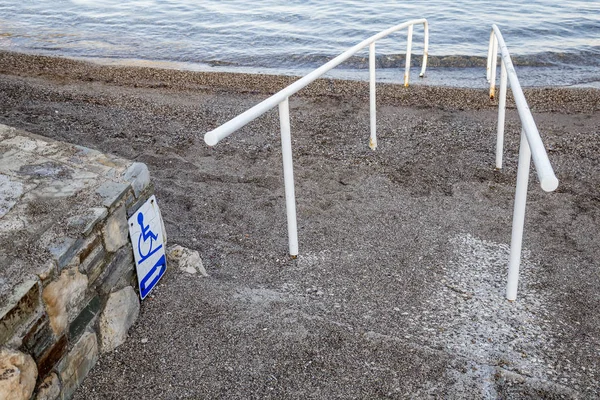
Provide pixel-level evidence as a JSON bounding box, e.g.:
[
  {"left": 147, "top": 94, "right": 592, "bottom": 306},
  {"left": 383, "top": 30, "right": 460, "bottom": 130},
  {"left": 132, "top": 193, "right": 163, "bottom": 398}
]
[
  {"left": 489, "top": 35, "right": 498, "bottom": 99},
  {"left": 278, "top": 98, "right": 299, "bottom": 258},
  {"left": 404, "top": 24, "right": 413, "bottom": 87},
  {"left": 506, "top": 129, "right": 531, "bottom": 301},
  {"left": 369, "top": 42, "right": 377, "bottom": 150},
  {"left": 486, "top": 30, "right": 494, "bottom": 82},
  {"left": 496, "top": 61, "right": 507, "bottom": 169},
  {"left": 492, "top": 24, "right": 558, "bottom": 192},
  {"left": 419, "top": 20, "right": 429, "bottom": 77}
]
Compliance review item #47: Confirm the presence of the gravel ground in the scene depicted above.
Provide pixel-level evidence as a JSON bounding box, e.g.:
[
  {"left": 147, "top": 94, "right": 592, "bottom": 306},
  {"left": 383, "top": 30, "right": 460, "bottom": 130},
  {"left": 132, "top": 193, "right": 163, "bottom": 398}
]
[{"left": 0, "top": 51, "right": 598, "bottom": 399}]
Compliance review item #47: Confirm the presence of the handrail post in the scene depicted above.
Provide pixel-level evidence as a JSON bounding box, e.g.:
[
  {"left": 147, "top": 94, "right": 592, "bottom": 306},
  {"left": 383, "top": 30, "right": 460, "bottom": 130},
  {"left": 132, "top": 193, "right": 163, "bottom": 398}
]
[
  {"left": 496, "top": 61, "right": 507, "bottom": 169},
  {"left": 486, "top": 30, "right": 494, "bottom": 82},
  {"left": 278, "top": 98, "right": 299, "bottom": 258},
  {"left": 506, "top": 128, "right": 531, "bottom": 301},
  {"left": 489, "top": 35, "right": 499, "bottom": 99},
  {"left": 419, "top": 20, "right": 429, "bottom": 77},
  {"left": 404, "top": 24, "right": 413, "bottom": 87},
  {"left": 369, "top": 42, "right": 377, "bottom": 150}
]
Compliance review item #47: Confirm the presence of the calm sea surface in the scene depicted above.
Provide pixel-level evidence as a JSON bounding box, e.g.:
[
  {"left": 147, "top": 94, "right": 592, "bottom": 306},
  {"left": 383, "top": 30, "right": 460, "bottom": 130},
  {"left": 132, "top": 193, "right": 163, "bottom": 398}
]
[{"left": 0, "top": 0, "right": 598, "bottom": 87}]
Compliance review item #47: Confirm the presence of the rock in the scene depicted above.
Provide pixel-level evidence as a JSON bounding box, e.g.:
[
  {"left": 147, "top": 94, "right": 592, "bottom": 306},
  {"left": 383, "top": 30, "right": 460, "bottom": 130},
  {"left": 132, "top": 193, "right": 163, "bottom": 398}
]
[
  {"left": 98, "top": 287, "right": 140, "bottom": 353},
  {"left": 0, "top": 279, "right": 40, "bottom": 345},
  {"left": 35, "top": 372, "right": 60, "bottom": 400},
  {"left": 123, "top": 162, "right": 150, "bottom": 198},
  {"left": 57, "top": 332, "right": 98, "bottom": 399},
  {"left": 95, "top": 245, "right": 135, "bottom": 297},
  {"left": 0, "top": 348, "right": 37, "bottom": 400},
  {"left": 167, "top": 245, "right": 208, "bottom": 276},
  {"left": 42, "top": 268, "right": 88, "bottom": 336},
  {"left": 95, "top": 181, "right": 130, "bottom": 209},
  {"left": 0, "top": 174, "right": 23, "bottom": 218},
  {"left": 101, "top": 205, "right": 128, "bottom": 253}
]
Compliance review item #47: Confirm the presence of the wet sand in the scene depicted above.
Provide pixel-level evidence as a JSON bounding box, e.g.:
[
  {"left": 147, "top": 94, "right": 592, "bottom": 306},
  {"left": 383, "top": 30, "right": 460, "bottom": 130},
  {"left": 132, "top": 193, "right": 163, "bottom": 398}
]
[{"left": 0, "top": 51, "right": 599, "bottom": 398}]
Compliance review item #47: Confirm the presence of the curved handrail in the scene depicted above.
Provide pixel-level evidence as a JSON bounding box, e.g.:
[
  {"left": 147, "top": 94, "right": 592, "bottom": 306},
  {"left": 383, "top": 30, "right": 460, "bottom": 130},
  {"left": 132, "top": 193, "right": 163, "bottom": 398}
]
[
  {"left": 204, "top": 19, "right": 428, "bottom": 258},
  {"left": 205, "top": 19, "right": 428, "bottom": 146},
  {"left": 487, "top": 24, "right": 559, "bottom": 301},
  {"left": 487, "top": 25, "right": 558, "bottom": 192}
]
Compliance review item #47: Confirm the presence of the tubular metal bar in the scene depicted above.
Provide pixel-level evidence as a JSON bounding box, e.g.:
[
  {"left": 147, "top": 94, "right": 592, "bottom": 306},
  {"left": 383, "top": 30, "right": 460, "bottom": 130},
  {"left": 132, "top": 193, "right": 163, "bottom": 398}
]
[
  {"left": 488, "top": 25, "right": 558, "bottom": 193},
  {"left": 489, "top": 35, "right": 498, "bottom": 99},
  {"left": 419, "top": 20, "right": 429, "bottom": 77},
  {"left": 506, "top": 129, "right": 531, "bottom": 300},
  {"left": 205, "top": 19, "right": 429, "bottom": 146},
  {"left": 278, "top": 98, "right": 299, "bottom": 257},
  {"left": 488, "top": 24, "right": 559, "bottom": 301},
  {"left": 486, "top": 30, "right": 494, "bottom": 82},
  {"left": 404, "top": 24, "right": 413, "bottom": 87},
  {"left": 496, "top": 61, "right": 507, "bottom": 169},
  {"left": 369, "top": 42, "right": 377, "bottom": 150}
]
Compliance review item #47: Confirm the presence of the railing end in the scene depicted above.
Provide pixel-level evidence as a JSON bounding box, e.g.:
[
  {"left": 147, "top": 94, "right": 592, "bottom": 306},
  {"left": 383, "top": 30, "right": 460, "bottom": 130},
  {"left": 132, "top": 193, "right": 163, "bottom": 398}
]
[
  {"left": 369, "top": 138, "right": 377, "bottom": 150},
  {"left": 540, "top": 176, "right": 559, "bottom": 192},
  {"left": 204, "top": 131, "right": 219, "bottom": 147}
]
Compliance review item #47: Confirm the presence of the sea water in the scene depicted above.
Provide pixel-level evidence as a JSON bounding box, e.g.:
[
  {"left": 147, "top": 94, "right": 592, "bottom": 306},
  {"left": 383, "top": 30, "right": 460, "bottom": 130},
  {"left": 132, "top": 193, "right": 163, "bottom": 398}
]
[{"left": 0, "top": 0, "right": 598, "bottom": 87}]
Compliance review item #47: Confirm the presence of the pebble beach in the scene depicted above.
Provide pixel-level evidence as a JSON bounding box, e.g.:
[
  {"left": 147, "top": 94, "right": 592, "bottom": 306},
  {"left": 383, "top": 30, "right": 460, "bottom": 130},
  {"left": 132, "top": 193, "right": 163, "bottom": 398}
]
[{"left": 0, "top": 50, "right": 599, "bottom": 398}]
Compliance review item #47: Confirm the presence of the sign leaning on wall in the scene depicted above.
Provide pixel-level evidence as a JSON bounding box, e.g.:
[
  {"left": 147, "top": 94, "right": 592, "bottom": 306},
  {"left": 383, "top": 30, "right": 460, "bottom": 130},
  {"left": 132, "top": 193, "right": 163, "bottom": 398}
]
[{"left": 128, "top": 195, "right": 167, "bottom": 299}]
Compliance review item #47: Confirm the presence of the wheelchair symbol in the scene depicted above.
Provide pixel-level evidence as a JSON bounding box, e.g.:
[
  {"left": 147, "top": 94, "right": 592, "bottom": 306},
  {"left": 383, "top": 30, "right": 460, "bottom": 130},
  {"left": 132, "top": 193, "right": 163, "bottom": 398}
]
[
  {"left": 137, "top": 212, "right": 163, "bottom": 264},
  {"left": 136, "top": 211, "right": 166, "bottom": 299}
]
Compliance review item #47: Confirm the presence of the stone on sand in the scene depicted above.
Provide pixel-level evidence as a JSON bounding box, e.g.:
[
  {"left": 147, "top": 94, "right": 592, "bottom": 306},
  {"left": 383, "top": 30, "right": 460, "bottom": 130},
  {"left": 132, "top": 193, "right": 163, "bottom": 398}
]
[{"left": 167, "top": 245, "right": 208, "bottom": 276}]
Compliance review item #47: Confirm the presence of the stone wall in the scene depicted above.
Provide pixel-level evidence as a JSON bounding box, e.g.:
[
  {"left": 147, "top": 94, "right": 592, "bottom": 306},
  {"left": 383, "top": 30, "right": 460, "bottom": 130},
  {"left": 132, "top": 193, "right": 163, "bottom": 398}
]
[{"left": 0, "top": 125, "right": 160, "bottom": 400}]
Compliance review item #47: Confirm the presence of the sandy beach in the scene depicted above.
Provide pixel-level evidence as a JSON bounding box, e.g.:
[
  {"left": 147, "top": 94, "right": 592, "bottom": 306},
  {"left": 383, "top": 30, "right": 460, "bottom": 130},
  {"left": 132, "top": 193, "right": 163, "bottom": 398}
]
[{"left": 0, "top": 50, "right": 598, "bottom": 398}]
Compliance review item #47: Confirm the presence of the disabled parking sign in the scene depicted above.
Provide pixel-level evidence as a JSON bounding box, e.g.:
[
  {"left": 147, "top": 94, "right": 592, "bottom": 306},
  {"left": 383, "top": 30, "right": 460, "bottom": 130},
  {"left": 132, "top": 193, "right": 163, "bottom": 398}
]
[{"left": 128, "top": 195, "right": 167, "bottom": 300}]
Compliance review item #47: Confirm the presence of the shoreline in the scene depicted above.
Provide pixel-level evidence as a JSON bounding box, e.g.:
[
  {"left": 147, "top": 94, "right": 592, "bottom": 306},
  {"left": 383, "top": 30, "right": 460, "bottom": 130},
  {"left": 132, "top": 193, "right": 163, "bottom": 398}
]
[{"left": 0, "top": 50, "right": 599, "bottom": 115}]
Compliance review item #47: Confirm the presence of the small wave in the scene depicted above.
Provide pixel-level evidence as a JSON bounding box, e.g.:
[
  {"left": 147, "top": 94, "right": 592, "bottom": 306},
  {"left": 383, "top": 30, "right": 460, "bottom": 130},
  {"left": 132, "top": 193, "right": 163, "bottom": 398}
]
[{"left": 186, "top": 48, "right": 600, "bottom": 71}]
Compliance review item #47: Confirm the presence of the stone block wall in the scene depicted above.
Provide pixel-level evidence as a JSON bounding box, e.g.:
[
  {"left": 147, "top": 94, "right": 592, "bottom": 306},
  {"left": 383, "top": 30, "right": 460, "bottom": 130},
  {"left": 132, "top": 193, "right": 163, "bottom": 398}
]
[{"left": 0, "top": 125, "right": 160, "bottom": 400}]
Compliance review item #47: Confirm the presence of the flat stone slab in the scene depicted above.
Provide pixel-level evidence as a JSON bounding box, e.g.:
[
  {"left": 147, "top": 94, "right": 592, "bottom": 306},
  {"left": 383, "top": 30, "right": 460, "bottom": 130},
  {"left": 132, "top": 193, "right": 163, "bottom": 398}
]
[{"left": 0, "top": 124, "right": 147, "bottom": 303}]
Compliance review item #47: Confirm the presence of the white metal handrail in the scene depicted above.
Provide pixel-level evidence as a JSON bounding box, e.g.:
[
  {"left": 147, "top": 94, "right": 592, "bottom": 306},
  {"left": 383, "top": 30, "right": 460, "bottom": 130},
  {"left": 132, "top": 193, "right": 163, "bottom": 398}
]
[
  {"left": 205, "top": 19, "right": 429, "bottom": 258},
  {"left": 487, "top": 24, "right": 559, "bottom": 301}
]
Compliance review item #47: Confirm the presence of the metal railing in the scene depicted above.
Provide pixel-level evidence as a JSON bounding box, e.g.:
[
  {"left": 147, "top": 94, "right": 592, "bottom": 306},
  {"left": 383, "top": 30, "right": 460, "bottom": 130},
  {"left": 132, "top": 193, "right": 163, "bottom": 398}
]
[
  {"left": 205, "top": 19, "right": 429, "bottom": 258},
  {"left": 204, "top": 21, "right": 558, "bottom": 302},
  {"left": 487, "top": 24, "right": 559, "bottom": 301}
]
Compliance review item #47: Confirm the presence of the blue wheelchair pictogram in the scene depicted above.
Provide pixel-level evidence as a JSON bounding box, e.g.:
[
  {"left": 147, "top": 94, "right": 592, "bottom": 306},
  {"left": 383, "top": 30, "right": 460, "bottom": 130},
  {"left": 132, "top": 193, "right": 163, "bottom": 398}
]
[
  {"left": 136, "top": 211, "right": 166, "bottom": 299},
  {"left": 137, "top": 212, "right": 163, "bottom": 264}
]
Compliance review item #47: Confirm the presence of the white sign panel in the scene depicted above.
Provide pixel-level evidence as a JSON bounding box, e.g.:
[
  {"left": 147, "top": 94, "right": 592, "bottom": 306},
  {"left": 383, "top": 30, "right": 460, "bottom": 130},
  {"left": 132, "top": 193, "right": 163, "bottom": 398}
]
[{"left": 128, "top": 195, "right": 167, "bottom": 299}]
